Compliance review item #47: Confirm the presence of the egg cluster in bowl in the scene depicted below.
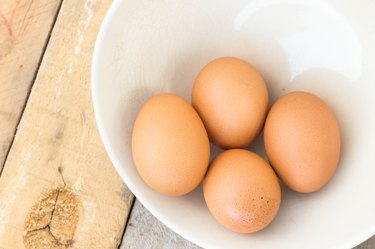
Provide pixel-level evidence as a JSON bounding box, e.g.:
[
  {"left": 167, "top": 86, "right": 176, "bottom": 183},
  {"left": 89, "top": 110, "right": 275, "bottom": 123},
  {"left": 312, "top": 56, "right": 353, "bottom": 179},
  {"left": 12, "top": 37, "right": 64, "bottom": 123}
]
[{"left": 131, "top": 57, "right": 341, "bottom": 233}]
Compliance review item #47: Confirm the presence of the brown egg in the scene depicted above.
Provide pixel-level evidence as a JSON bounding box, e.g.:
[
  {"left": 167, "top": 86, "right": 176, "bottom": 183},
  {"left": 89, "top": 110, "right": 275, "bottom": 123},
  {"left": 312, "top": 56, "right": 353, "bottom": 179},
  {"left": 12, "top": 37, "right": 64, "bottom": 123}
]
[
  {"left": 132, "top": 93, "right": 210, "bottom": 196},
  {"left": 203, "top": 149, "right": 281, "bottom": 233},
  {"left": 192, "top": 57, "right": 269, "bottom": 148},
  {"left": 264, "top": 91, "right": 341, "bottom": 193}
]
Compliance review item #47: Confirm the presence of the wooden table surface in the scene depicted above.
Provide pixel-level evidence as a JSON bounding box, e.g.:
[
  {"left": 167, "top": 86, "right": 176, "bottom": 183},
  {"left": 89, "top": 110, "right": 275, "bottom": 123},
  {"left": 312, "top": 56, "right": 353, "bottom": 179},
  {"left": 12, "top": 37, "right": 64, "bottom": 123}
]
[{"left": 0, "top": 0, "right": 374, "bottom": 248}]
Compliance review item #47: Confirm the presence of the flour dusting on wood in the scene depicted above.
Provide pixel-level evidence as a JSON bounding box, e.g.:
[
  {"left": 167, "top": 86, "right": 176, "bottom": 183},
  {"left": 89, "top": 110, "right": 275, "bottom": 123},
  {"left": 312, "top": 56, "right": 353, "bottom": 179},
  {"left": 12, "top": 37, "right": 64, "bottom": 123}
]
[
  {"left": 72, "top": 175, "right": 82, "bottom": 191},
  {"left": 23, "top": 151, "right": 33, "bottom": 162},
  {"left": 0, "top": 169, "right": 27, "bottom": 235},
  {"left": 54, "top": 87, "right": 62, "bottom": 99},
  {"left": 82, "top": 201, "right": 96, "bottom": 224}
]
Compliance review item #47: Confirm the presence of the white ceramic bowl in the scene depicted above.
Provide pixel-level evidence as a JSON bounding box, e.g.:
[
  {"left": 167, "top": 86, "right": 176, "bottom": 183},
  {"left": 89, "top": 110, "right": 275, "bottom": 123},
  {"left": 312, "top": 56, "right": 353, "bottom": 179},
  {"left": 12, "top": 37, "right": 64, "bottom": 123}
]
[{"left": 92, "top": 0, "right": 375, "bottom": 248}]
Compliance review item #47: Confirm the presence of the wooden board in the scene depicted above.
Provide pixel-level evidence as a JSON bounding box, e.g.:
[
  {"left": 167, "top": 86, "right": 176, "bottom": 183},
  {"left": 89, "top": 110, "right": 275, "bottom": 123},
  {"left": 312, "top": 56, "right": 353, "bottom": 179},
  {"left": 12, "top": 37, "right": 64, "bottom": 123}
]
[
  {"left": 121, "top": 200, "right": 201, "bottom": 249},
  {"left": 0, "top": 0, "right": 62, "bottom": 172},
  {"left": 358, "top": 237, "right": 375, "bottom": 249},
  {"left": 0, "top": 0, "right": 134, "bottom": 248}
]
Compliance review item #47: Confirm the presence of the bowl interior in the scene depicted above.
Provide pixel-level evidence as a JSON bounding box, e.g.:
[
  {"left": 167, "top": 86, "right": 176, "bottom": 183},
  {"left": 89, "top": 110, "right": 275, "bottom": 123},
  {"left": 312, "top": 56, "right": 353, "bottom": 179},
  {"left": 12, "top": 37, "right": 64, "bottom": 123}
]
[{"left": 92, "top": 0, "right": 375, "bottom": 248}]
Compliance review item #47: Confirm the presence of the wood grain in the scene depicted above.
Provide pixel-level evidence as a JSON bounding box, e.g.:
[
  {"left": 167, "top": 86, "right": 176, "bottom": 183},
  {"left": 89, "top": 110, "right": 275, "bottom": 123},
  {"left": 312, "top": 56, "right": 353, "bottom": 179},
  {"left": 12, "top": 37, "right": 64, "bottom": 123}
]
[
  {"left": 122, "top": 200, "right": 375, "bottom": 249},
  {"left": 357, "top": 236, "right": 375, "bottom": 249},
  {"left": 121, "top": 200, "right": 201, "bottom": 249},
  {"left": 0, "top": 0, "right": 134, "bottom": 248},
  {"left": 0, "top": 0, "right": 62, "bottom": 172}
]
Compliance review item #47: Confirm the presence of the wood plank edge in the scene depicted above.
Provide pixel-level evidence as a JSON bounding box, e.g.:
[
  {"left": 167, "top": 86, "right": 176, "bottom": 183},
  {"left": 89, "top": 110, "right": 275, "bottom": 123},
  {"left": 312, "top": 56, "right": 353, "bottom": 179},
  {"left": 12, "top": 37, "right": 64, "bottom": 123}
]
[{"left": 0, "top": 0, "right": 64, "bottom": 176}]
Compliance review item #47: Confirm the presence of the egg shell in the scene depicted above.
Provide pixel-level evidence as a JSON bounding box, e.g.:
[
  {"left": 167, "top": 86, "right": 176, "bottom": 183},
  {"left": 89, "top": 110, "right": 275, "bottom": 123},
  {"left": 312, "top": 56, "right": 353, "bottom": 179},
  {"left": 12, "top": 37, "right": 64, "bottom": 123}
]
[
  {"left": 203, "top": 149, "right": 281, "bottom": 233},
  {"left": 132, "top": 93, "right": 210, "bottom": 196},
  {"left": 192, "top": 57, "right": 269, "bottom": 148},
  {"left": 264, "top": 91, "right": 341, "bottom": 193}
]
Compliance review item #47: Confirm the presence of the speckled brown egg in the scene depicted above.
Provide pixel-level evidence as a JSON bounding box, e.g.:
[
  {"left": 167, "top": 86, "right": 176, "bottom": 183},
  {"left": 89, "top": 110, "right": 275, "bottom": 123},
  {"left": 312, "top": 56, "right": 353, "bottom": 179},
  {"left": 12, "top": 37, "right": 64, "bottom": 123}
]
[
  {"left": 203, "top": 149, "right": 281, "bottom": 233},
  {"left": 132, "top": 93, "right": 210, "bottom": 196},
  {"left": 192, "top": 57, "right": 269, "bottom": 149},
  {"left": 264, "top": 91, "right": 341, "bottom": 193}
]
